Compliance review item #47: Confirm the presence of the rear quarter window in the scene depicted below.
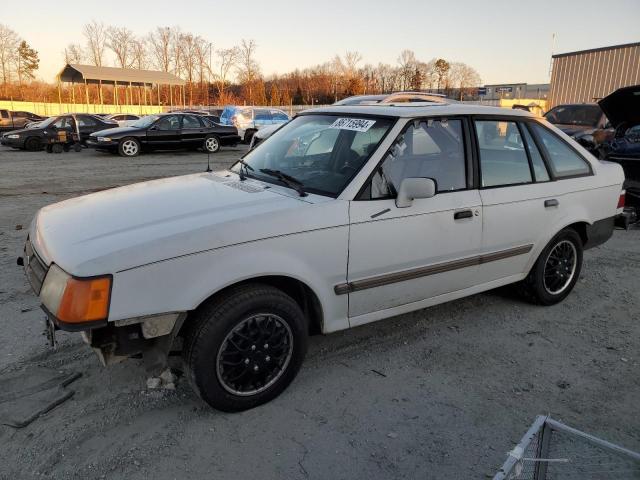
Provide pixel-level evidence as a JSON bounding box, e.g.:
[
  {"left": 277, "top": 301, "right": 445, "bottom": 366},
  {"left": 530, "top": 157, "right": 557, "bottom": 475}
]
[{"left": 531, "top": 123, "right": 591, "bottom": 178}]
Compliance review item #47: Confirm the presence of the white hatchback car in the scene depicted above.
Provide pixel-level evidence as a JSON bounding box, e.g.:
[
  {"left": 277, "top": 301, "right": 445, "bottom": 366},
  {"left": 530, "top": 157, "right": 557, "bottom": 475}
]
[{"left": 22, "top": 103, "right": 625, "bottom": 411}]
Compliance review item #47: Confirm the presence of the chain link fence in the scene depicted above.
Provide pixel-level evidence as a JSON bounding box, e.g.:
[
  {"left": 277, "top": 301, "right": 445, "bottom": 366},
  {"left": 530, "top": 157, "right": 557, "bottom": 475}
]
[{"left": 494, "top": 416, "right": 640, "bottom": 479}]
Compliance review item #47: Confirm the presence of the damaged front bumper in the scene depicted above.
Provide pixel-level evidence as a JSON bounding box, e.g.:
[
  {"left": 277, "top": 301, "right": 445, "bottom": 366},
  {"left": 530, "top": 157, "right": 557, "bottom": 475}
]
[{"left": 20, "top": 236, "right": 186, "bottom": 374}]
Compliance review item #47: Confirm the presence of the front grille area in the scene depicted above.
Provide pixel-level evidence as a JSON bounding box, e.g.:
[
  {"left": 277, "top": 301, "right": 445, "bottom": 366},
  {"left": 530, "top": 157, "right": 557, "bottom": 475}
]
[{"left": 24, "top": 237, "right": 48, "bottom": 295}]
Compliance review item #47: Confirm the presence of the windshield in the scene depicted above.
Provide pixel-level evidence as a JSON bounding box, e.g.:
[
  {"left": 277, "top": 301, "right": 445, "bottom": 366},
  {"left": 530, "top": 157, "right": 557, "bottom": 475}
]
[
  {"left": 232, "top": 114, "right": 394, "bottom": 197},
  {"left": 544, "top": 105, "right": 602, "bottom": 127},
  {"left": 131, "top": 115, "right": 160, "bottom": 128},
  {"left": 37, "top": 116, "right": 58, "bottom": 128}
]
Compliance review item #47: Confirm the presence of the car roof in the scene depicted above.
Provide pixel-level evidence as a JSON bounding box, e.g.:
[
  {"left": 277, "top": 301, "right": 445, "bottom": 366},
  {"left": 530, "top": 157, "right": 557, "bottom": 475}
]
[{"left": 303, "top": 103, "right": 535, "bottom": 119}]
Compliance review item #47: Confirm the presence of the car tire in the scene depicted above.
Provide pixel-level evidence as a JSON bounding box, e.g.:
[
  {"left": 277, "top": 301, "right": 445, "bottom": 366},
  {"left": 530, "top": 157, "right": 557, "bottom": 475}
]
[
  {"left": 118, "top": 137, "right": 140, "bottom": 157},
  {"left": 518, "top": 228, "right": 583, "bottom": 305},
  {"left": 24, "top": 137, "right": 42, "bottom": 151},
  {"left": 183, "top": 283, "right": 308, "bottom": 412},
  {"left": 243, "top": 130, "right": 256, "bottom": 144},
  {"left": 203, "top": 135, "right": 221, "bottom": 153}
]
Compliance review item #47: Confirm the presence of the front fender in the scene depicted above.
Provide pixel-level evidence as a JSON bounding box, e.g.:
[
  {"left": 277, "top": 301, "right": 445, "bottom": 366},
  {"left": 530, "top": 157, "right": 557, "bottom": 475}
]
[{"left": 109, "top": 225, "right": 350, "bottom": 333}]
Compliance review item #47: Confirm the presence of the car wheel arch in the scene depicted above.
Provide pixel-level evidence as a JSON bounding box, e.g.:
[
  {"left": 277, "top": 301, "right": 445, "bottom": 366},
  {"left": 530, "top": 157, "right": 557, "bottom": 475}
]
[{"left": 183, "top": 275, "right": 324, "bottom": 337}]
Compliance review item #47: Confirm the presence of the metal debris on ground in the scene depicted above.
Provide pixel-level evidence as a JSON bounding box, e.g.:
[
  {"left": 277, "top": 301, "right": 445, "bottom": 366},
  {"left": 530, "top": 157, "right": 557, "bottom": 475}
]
[{"left": 493, "top": 415, "right": 640, "bottom": 479}]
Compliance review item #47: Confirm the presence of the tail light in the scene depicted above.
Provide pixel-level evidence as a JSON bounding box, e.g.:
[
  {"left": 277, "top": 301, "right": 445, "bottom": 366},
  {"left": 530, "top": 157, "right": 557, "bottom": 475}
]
[{"left": 617, "top": 190, "right": 625, "bottom": 209}]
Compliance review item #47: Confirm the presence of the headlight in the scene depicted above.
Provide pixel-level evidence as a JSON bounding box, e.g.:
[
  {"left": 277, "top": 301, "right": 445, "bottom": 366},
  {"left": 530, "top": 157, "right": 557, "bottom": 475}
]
[
  {"left": 97, "top": 137, "right": 111, "bottom": 142},
  {"left": 6, "top": 134, "right": 20, "bottom": 139},
  {"left": 40, "top": 264, "right": 112, "bottom": 324}
]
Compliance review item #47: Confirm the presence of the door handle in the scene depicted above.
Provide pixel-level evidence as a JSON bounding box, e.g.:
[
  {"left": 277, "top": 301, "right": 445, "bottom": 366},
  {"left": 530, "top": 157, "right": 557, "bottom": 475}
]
[
  {"left": 454, "top": 210, "right": 473, "bottom": 220},
  {"left": 544, "top": 199, "right": 559, "bottom": 208}
]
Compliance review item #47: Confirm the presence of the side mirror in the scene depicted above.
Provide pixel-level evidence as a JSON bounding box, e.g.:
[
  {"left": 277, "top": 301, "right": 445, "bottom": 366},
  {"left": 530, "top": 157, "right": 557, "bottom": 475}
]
[
  {"left": 149, "top": 125, "right": 158, "bottom": 131},
  {"left": 395, "top": 177, "right": 436, "bottom": 208}
]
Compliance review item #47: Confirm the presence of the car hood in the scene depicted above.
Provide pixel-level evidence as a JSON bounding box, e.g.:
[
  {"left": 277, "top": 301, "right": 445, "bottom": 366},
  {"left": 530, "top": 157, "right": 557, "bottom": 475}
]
[
  {"left": 598, "top": 85, "right": 640, "bottom": 129},
  {"left": 31, "top": 173, "right": 343, "bottom": 277},
  {"left": 89, "top": 126, "right": 138, "bottom": 137},
  {"left": 551, "top": 124, "right": 594, "bottom": 137},
  {"left": 2, "top": 127, "right": 33, "bottom": 136}
]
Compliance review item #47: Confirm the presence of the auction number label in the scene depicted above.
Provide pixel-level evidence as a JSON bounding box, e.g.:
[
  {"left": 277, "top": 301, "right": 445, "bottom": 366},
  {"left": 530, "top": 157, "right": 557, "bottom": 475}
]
[{"left": 329, "top": 118, "right": 376, "bottom": 132}]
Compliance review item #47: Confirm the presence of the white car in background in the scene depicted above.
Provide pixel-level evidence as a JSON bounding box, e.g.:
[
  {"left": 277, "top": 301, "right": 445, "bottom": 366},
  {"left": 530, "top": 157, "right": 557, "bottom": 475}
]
[
  {"left": 22, "top": 103, "right": 625, "bottom": 412},
  {"left": 105, "top": 113, "right": 141, "bottom": 127}
]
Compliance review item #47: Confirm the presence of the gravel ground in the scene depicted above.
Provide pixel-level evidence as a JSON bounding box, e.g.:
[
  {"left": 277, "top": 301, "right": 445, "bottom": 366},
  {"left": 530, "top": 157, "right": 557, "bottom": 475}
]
[{"left": 1, "top": 145, "right": 639, "bottom": 480}]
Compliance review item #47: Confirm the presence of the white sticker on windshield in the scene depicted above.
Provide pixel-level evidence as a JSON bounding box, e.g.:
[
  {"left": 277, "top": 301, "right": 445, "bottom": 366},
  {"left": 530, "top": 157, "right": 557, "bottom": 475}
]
[{"left": 329, "top": 118, "right": 376, "bottom": 132}]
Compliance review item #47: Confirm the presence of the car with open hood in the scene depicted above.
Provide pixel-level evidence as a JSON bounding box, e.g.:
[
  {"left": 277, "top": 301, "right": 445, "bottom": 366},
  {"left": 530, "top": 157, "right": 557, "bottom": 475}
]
[
  {"left": 543, "top": 103, "right": 612, "bottom": 153},
  {"left": 21, "top": 102, "right": 625, "bottom": 411},
  {"left": 597, "top": 84, "right": 640, "bottom": 209}
]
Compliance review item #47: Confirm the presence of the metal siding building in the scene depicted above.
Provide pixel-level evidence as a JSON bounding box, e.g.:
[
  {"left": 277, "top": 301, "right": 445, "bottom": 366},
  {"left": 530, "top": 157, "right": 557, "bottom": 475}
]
[{"left": 548, "top": 42, "right": 640, "bottom": 108}]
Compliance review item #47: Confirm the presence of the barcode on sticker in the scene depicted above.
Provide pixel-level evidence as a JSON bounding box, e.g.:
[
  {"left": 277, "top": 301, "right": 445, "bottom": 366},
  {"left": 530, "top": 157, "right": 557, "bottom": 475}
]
[{"left": 329, "top": 118, "right": 376, "bottom": 132}]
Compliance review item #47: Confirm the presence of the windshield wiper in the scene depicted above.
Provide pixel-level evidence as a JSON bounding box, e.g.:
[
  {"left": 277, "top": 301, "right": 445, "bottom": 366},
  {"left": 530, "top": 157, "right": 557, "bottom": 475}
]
[
  {"left": 235, "top": 159, "right": 254, "bottom": 181},
  {"left": 259, "top": 168, "right": 307, "bottom": 197}
]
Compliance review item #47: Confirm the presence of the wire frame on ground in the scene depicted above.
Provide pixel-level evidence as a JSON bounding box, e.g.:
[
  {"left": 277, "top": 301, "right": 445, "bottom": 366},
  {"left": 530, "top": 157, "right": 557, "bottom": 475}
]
[{"left": 494, "top": 415, "right": 640, "bottom": 480}]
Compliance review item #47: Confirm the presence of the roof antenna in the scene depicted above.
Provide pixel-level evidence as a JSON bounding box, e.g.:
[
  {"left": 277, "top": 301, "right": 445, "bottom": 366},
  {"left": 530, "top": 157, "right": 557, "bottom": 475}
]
[{"left": 205, "top": 151, "right": 212, "bottom": 173}]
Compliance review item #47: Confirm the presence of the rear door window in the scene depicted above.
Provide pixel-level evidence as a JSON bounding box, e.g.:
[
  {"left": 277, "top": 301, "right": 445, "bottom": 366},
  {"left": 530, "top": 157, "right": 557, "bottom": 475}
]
[
  {"left": 475, "top": 120, "right": 532, "bottom": 187},
  {"left": 272, "top": 111, "right": 289, "bottom": 121},
  {"left": 255, "top": 109, "right": 272, "bottom": 121},
  {"left": 77, "top": 115, "right": 97, "bottom": 127},
  {"left": 182, "top": 115, "right": 203, "bottom": 129},
  {"left": 522, "top": 125, "right": 550, "bottom": 182}
]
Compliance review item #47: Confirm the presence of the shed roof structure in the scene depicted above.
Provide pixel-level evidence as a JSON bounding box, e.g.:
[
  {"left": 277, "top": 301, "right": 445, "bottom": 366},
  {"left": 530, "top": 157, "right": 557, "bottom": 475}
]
[{"left": 58, "top": 64, "right": 185, "bottom": 86}]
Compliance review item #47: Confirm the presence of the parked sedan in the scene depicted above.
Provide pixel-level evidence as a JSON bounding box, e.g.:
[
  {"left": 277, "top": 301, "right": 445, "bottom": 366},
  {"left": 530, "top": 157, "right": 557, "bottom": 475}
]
[
  {"left": 0, "top": 114, "right": 117, "bottom": 151},
  {"left": 105, "top": 113, "right": 141, "bottom": 127},
  {"left": 87, "top": 113, "right": 240, "bottom": 157}
]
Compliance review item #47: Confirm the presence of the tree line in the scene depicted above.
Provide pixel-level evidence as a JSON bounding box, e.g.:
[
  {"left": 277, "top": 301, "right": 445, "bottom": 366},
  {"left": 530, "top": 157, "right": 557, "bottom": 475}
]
[{"left": 0, "top": 21, "right": 482, "bottom": 106}]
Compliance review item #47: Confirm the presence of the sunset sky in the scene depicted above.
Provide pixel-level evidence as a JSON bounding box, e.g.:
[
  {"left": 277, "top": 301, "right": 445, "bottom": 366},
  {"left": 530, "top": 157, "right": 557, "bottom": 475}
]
[{"left": 3, "top": 0, "right": 639, "bottom": 85}]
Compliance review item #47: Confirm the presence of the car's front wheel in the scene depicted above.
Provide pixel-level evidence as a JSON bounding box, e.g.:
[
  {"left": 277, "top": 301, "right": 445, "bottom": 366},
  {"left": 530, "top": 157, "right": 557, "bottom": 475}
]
[
  {"left": 183, "top": 284, "right": 308, "bottom": 412},
  {"left": 24, "top": 136, "right": 42, "bottom": 151},
  {"left": 519, "top": 228, "right": 583, "bottom": 305},
  {"left": 203, "top": 135, "right": 220, "bottom": 153},
  {"left": 118, "top": 137, "right": 140, "bottom": 157}
]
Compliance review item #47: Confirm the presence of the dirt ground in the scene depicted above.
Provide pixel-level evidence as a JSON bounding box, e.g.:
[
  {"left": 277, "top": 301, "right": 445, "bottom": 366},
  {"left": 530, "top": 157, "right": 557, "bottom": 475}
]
[{"left": 0, "top": 145, "right": 639, "bottom": 480}]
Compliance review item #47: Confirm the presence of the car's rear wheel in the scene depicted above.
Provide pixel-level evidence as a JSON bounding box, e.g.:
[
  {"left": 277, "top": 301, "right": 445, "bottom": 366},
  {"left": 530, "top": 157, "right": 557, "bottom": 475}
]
[
  {"left": 118, "top": 137, "right": 140, "bottom": 157},
  {"left": 24, "top": 137, "right": 42, "bottom": 151},
  {"left": 203, "top": 135, "right": 221, "bottom": 153},
  {"left": 243, "top": 129, "right": 256, "bottom": 144},
  {"left": 183, "top": 283, "right": 308, "bottom": 412},
  {"left": 519, "top": 229, "right": 583, "bottom": 305}
]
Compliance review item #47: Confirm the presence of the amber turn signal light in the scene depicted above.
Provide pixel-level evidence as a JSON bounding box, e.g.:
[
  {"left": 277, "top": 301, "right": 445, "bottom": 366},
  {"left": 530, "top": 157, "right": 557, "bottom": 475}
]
[{"left": 57, "top": 276, "right": 112, "bottom": 323}]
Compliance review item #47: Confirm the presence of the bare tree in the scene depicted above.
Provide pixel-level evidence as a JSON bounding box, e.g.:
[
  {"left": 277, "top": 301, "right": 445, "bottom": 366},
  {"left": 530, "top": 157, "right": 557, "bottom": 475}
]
[
  {"left": 342, "top": 51, "right": 362, "bottom": 77},
  {"left": 194, "top": 38, "right": 212, "bottom": 104},
  {"left": 171, "top": 27, "right": 184, "bottom": 76},
  {"left": 434, "top": 58, "right": 450, "bottom": 91},
  {"left": 214, "top": 46, "right": 239, "bottom": 102},
  {"left": 63, "top": 43, "right": 84, "bottom": 64},
  {"left": 448, "top": 62, "right": 481, "bottom": 100},
  {"left": 83, "top": 20, "right": 108, "bottom": 67},
  {"left": 0, "top": 24, "right": 19, "bottom": 86},
  {"left": 237, "top": 39, "right": 260, "bottom": 103},
  {"left": 179, "top": 33, "right": 200, "bottom": 104},
  {"left": 130, "top": 38, "right": 148, "bottom": 70},
  {"left": 107, "top": 26, "right": 135, "bottom": 68},
  {"left": 328, "top": 55, "right": 343, "bottom": 101},
  {"left": 148, "top": 27, "right": 173, "bottom": 72},
  {"left": 397, "top": 49, "right": 417, "bottom": 91}
]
